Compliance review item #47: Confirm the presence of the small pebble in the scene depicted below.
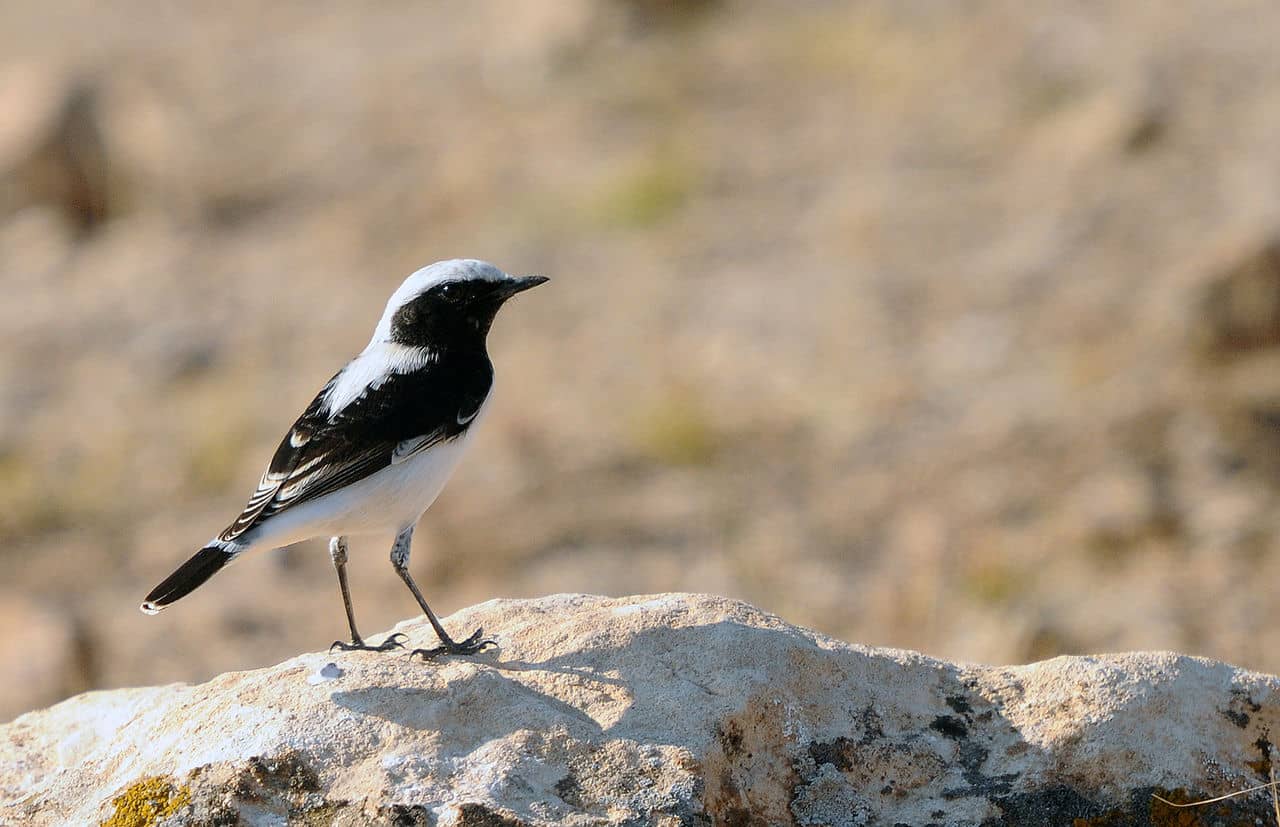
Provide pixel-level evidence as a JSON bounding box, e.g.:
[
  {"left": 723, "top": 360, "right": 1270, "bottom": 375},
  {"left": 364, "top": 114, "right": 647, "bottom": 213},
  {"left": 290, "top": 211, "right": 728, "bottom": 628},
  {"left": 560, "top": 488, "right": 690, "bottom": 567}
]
[{"left": 307, "top": 662, "right": 344, "bottom": 685}]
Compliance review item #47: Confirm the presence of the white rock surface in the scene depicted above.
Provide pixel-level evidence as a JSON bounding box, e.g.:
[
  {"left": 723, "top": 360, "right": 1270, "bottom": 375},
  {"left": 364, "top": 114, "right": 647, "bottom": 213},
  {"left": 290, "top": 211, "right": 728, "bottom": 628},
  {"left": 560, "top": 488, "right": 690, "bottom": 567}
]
[{"left": 1, "top": 593, "right": 1278, "bottom": 826}]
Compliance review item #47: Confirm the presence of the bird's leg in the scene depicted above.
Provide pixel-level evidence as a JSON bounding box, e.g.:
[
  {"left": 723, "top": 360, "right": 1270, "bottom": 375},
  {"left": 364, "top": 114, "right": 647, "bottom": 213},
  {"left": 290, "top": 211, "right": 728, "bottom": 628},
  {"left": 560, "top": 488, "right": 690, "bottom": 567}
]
[
  {"left": 388, "top": 524, "right": 495, "bottom": 660},
  {"left": 328, "top": 536, "right": 405, "bottom": 653}
]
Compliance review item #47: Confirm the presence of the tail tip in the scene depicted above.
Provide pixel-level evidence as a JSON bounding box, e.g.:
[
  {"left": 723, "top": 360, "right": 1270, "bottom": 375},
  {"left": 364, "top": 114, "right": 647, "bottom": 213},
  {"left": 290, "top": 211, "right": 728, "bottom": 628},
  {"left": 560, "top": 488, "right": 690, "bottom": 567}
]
[{"left": 140, "top": 542, "right": 234, "bottom": 615}]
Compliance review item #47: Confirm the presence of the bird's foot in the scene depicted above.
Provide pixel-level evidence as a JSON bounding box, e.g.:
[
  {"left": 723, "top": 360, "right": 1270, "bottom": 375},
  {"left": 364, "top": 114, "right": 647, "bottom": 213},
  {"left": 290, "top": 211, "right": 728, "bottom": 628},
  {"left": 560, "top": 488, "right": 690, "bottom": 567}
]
[
  {"left": 330, "top": 632, "right": 407, "bottom": 653},
  {"left": 409, "top": 627, "right": 496, "bottom": 661}
]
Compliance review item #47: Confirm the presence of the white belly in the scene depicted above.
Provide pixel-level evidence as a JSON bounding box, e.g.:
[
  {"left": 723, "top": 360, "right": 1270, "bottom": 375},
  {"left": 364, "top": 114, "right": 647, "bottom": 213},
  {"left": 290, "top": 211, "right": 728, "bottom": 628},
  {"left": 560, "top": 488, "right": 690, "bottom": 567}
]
[{"left": 238, "top": 399, "right": 489, "bottom": 550}]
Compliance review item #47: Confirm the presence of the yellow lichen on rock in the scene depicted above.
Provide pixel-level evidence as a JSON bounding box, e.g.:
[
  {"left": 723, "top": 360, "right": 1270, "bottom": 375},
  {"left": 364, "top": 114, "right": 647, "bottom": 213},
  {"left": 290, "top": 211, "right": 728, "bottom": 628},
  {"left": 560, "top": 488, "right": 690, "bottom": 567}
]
[{"left": 101, "top": 776, "right": 191, "bottom": 827}]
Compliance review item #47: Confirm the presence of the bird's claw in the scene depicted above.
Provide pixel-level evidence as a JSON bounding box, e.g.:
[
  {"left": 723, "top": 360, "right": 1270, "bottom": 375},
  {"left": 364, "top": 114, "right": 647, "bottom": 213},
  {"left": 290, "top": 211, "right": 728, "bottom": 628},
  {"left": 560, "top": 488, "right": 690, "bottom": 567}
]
[
  {"left": 330, "top": 632, "right": 407, "bottom": 653},
  {"left": 409, "top": 627, "right": 497, "bottom": 661}
]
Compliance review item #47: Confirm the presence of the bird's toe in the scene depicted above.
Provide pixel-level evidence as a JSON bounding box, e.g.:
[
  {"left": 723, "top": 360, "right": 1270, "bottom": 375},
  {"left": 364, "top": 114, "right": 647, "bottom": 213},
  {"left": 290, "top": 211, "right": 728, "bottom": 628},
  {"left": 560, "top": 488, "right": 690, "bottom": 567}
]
[
  {"left": 330, "top": 633, "right": 406, "bottom": 654},
  {"left": 409, "top": 627, "right": 497, "bottom": 661},
  {"left": 376, "top": 632, "right": 408, "bottom": 651}
]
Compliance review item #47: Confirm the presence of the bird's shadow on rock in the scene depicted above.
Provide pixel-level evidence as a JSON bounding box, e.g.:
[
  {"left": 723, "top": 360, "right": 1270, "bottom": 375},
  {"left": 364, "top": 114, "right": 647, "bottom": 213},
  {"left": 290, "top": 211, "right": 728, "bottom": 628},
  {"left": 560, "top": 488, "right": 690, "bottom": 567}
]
[
  {"left": 328, "top": 619, "right": 827, "bottom": 745},
  {"left": 329, "top": 673, "right": 607, "bottom": 738}
]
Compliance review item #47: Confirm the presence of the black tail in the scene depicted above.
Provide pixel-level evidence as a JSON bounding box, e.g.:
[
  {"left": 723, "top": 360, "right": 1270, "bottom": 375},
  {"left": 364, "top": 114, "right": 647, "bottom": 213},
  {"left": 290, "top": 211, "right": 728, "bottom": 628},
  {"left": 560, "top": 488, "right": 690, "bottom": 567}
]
[{"left": 140, "top": 544, "right": 232, "bottom": 614}]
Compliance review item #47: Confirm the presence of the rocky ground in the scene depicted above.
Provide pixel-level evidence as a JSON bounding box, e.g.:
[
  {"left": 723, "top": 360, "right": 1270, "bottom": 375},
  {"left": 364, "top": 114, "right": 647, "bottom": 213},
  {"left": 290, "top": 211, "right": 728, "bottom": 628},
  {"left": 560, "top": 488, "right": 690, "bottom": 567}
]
[
  {"left": 4, "top": 1, "right": 1280, "bottom": 721},
  {"left": 4, "top": 594, "right": 1280, "bottom": 826}
]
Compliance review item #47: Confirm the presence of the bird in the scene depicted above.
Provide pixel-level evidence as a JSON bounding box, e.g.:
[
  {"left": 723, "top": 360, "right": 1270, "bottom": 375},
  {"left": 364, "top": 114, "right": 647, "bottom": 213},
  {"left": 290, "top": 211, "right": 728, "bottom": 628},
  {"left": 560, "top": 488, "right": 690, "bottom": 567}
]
[{"left": 141, "top": 259, "right": 548, "bottom": 659}]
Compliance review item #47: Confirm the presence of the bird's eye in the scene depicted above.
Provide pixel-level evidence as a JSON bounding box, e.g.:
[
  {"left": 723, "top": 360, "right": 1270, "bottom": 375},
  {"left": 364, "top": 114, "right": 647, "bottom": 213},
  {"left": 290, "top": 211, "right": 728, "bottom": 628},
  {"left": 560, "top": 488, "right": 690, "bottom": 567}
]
[{"left": 439, "top": 283, "right": 456, "bottom": 299}]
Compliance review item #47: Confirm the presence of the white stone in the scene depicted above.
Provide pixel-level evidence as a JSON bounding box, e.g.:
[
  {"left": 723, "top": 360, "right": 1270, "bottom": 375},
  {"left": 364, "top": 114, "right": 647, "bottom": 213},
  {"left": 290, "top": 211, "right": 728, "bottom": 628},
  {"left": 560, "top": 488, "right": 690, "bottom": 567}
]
[{"left": 1, "top": 593, "right": 1278, "bottom": 825}]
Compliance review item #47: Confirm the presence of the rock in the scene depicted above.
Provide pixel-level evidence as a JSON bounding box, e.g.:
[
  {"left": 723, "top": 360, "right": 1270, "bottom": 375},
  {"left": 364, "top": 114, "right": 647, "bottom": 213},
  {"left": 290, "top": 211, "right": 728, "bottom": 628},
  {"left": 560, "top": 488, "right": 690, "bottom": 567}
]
[{"left": 2, "top": 593, "right": 1279, "bottom": 825}]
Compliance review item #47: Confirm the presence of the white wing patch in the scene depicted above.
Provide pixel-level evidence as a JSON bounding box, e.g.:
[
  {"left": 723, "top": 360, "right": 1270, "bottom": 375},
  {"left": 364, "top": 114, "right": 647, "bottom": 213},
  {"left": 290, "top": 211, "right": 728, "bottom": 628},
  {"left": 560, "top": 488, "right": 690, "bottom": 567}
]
[{"left": 322, "top": 343, "right": 436, "bottom": 419}]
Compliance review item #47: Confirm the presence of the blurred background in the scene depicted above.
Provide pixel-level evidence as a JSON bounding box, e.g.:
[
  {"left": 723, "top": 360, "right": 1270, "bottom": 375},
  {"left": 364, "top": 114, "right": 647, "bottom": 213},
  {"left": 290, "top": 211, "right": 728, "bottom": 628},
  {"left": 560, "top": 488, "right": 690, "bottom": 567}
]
[{"left": 3, "top": 0, "right": 1280, "bottom": 721}]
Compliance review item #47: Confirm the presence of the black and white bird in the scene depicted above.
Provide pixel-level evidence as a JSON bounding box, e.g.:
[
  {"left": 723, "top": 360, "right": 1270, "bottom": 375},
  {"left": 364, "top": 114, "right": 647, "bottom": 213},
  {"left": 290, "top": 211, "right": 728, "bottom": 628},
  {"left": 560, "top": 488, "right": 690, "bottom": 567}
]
[{"left": 141, "top": 259, "right": 547, "bottom": 658}]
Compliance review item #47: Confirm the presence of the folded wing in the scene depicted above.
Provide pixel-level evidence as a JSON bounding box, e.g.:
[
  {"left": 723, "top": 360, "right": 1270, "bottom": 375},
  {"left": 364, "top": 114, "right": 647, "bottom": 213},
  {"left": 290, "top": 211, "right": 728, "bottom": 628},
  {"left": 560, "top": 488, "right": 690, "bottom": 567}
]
[{"left": 218, "top": 358, "right": 491, "bottom": 543}]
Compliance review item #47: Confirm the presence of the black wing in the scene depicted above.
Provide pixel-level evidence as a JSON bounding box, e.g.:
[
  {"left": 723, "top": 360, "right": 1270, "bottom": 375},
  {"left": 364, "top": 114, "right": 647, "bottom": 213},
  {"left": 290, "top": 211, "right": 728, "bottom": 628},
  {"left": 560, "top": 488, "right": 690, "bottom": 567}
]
[{"left": 219, "top": 355, "right": 492, "bottom": 543}]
